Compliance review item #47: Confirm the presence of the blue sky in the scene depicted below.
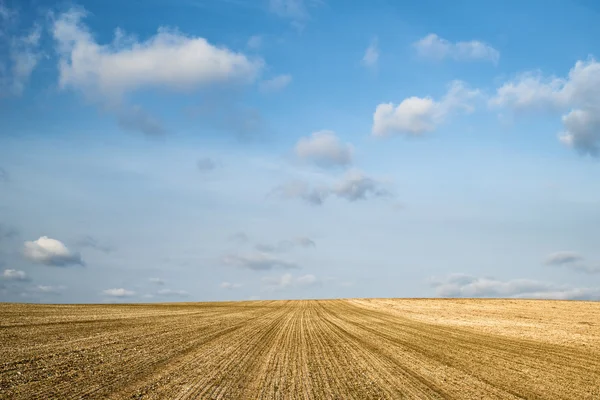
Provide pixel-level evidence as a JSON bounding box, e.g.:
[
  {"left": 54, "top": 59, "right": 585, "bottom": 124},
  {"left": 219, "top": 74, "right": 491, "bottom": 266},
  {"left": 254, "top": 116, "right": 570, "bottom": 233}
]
[{"left": 1, "top": 0, "right": 600, "bottom": 303}]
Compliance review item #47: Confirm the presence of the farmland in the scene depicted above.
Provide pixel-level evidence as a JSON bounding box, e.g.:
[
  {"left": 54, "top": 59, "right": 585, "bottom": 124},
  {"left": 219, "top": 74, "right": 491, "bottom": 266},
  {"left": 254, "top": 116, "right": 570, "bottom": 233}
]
[{"left": 1, "top": 299, "right": 599, "bottom": 399}]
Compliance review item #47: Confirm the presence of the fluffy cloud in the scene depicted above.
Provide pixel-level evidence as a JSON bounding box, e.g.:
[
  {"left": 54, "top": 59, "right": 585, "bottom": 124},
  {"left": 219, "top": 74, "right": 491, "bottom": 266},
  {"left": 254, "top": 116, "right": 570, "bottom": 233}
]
[
  {"left": 362, "top": 38, "right": 379, "bottom": 69},
  {"left": 0, "top": 4, "right": 43, "bottom": 97},
  {"left": 261, "top": 273, "right": 317, "bottom": 291},
  {"left": 102, "top": 288, "right": 135, "bottom": 297},
  {"left": 544, "top": 252, "right": 600, "bottom": 274},
  {"left": 295, "top": 130, "right": 354, "bottom": 168},
  {"left": 260, "top": 74, "right": 292, "bottom": 93},
  {"left": 275, "top": 169, "right": 390, "bottom": 205},
  {"left": 372, "top": 80, "right": 480, "bottom": 137},
  {"left": 223, "top": 252, "right": 300, "bottom": 271},
  {"left": 490, "top": 58, "right": 600, "bottom": 156},
  {"left": 23, "top": 236, "right": 84, "bottom": 267},
  {"left": 413, "top": 33, "right": 499, "bottom": 64},
  {"left": 53, "top": 9, "right": 262, "bottom": 98},
  {"left": 2, "top": 269, "right": 28, "bottom": 281},
  {"left": 431, "top": 273, "right": 600, "bottom": 300},
  {"left": 51, "top": 7, "right": 263, "bottom": 135},
  {"left": 220, "top": 282, "right": 242, "bottom": 289}
]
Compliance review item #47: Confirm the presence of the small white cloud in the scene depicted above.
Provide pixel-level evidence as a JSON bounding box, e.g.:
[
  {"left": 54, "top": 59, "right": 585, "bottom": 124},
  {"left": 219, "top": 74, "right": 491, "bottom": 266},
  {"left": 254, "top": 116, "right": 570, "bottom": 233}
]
[
  {"left": 295, "top": 130, "right": 354, "bottom": 168},
  {"left": 361, "top": 37, "right": 379, "bottom": 69},
  {"left": 372, "top": 80, "right": 480, "bottom": 137},
  {"left": 23, "top": 236, "right": 84, "bottom": 267},
  {"left": 2, "top": 269, "right": 28, "bottom": 281},
  {"left": 413, "top": 33, "right": 499, "bottom": 64},
  {"left": 102, "top": 288, "right": 135, "bottom": 297},
  {"left": 260, "top": 74, "right": 292, "bottom": 93},
  {"left": 220, "top": 282, "right": 242, "bottom": 289},
  {"left": 274, "top": 169, "right": 391, "bottom": 205},
  {"left": 149, "top": 277, "right": 165, "bottom": 285}
]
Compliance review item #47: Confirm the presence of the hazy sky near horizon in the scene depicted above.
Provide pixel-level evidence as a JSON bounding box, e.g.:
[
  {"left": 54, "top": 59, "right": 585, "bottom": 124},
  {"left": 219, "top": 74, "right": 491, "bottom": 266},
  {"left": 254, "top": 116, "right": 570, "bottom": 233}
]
[{"left": 1, "top": 0, "right": 600, "bottom": 303}]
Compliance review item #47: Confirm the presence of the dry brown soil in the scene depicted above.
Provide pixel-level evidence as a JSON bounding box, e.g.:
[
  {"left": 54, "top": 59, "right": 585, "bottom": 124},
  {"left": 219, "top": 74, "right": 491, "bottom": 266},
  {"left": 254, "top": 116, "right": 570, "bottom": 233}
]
[{"left": 1, "top": 299, "right": 599, "bottom": 399}]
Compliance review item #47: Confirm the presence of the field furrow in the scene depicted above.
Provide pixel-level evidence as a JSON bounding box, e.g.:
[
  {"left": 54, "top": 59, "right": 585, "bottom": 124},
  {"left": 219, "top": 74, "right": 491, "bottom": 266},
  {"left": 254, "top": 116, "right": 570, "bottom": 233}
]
[{"left": 1, "top": 299, "right": 598, "bottom": 399}]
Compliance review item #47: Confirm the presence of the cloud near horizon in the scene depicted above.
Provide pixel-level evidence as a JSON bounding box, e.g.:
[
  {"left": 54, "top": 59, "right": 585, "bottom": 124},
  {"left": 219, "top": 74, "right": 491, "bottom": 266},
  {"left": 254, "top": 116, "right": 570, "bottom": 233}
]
[{"left": 431, "top": 273, "right": 600, "bottom": 300}]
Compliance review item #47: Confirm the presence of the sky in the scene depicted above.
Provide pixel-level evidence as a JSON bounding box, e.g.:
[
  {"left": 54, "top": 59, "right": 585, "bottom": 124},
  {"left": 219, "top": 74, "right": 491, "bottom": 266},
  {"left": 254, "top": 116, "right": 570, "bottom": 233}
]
[{"left": 1, "top": 0, "right": 600, "bottom": 303}]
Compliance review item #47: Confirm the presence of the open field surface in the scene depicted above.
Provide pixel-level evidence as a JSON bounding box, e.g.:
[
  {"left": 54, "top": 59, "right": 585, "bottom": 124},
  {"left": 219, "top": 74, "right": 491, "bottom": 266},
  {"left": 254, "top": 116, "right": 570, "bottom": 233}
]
[{"left": 1, "top": 299, "right": 599, "bottom": 399}]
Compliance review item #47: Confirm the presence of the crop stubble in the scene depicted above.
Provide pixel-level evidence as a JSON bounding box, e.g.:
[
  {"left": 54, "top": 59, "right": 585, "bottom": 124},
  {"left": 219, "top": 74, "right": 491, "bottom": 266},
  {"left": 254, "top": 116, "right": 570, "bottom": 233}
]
[{"left": 1, "top": 299, "right": 599, "bottom": 399}]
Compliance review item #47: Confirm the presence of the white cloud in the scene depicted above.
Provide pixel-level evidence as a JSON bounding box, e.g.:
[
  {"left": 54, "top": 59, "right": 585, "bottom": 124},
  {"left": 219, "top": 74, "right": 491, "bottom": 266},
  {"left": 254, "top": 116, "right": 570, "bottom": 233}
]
[
  {"left": 259, "top": 74, "right": 292, "bottom": 93},
  {"left": 102, "top": 288, "right": 135, "bottom": 297},
  {"left": 372, "top": 80, "right": 480, "bottom": 137},
  {"left": 156, "top": 288, "right": 189, "bottom": 297},
  {"left": 2, "top": 269, "right": 28, "bottom": 281},
  {"left": 261, "top": 273, "right": 318, "bottom": 291},
  {"left": 53, "top": 8, "right": 262, "bottom": 99},
  {"left": 490, "top": 58, "right": 600, "bottom": 156},
  {"left": 332, "top": 169, "right": 391, "bottom": 201},
  {"left": 23, "top": 236, "right": 84, "bottom": 267},
  {"left": 294, "top": 130, "right": 354, "bottom": 168},
  {"left": 0, "top": 4, "right": 43, "bottom": 97},
  {"left": 361, "top": 38, "right": 379, "bottom": 69},
  {"left": 413, "top": 33, "right": 499, "bottom": 64},
  {"left": 274, "top": 169, "right": 391, "bottom": 205},
  {"left": 223, "top": 252, "right": 300, "bottom": 271},
  {"left": 51, "top": 7, "right": 263, "bottom": 135},
  {"left": 220, "top": 282, "right": 242, "bottom": 289},
  {"left": 430, "top": 273, "right": 600, "bottom": 300}
]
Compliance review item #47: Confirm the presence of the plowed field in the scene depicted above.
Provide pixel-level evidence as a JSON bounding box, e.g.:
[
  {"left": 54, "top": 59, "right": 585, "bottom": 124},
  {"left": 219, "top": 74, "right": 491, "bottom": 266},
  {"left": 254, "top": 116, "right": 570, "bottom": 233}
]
[{"left": 1, "top": 299, "right": 599, "bottom": 399}]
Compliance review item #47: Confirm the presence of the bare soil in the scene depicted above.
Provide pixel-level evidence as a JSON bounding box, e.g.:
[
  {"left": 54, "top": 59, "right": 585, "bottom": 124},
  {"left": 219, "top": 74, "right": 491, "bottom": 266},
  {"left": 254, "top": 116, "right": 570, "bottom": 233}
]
[{"left": 1, "top": 299, "right": 599, "bottom": 399}]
